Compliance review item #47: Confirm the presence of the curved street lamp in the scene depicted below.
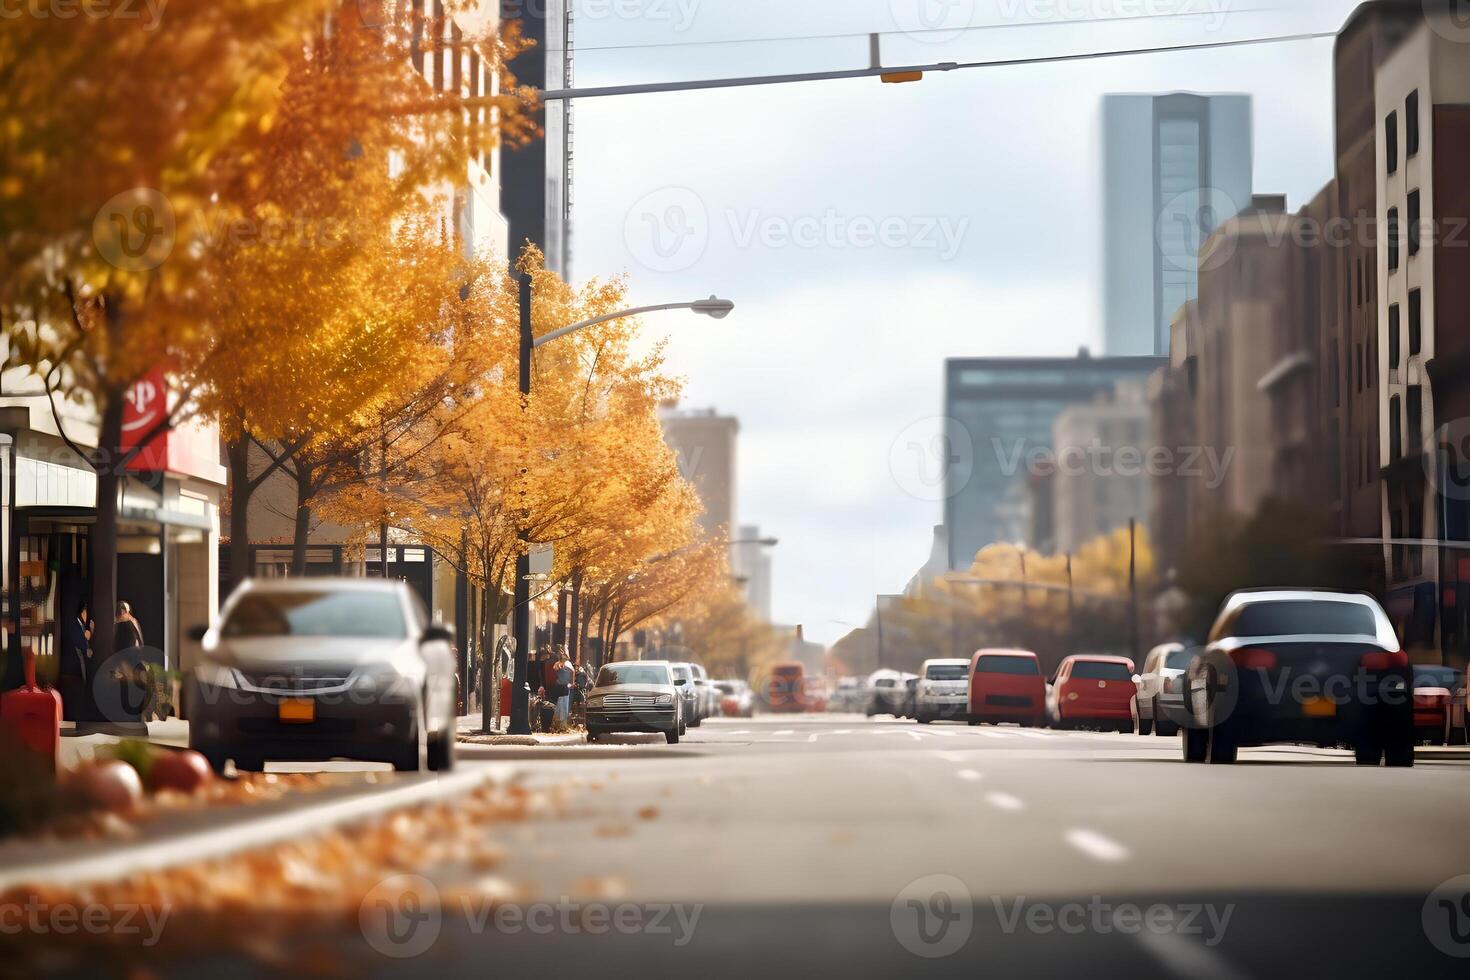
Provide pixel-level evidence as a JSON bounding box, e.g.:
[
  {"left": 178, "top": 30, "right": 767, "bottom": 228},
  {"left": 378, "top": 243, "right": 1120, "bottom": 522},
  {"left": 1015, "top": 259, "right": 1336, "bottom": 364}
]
[{"left": 500, "top": 278, "right": 736, "bottom": 735}]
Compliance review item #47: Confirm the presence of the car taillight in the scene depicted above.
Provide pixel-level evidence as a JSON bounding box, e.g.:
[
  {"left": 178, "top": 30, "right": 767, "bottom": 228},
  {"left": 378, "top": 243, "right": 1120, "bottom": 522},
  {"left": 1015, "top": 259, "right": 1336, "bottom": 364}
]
[
  {"left": 1228, "top": 648, "right": 1277, "bottom": 670},
  {"left": 1414, "top": 687, "right": 1451, "bottom": 704},
  {"left": 1361, "top": 650, "right": 1409, "bottom": 671}
]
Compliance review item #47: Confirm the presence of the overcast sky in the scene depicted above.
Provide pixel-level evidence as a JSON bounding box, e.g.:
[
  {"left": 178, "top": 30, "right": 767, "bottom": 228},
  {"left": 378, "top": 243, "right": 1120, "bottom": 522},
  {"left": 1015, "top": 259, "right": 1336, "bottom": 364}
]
[{"left": 567, "top": 0, "right": 1362, "bottom": 645}]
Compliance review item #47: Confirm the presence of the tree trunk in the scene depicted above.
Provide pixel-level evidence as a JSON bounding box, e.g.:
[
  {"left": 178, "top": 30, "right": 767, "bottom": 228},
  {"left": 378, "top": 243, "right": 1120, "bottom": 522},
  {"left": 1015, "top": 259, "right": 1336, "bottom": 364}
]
[
  {"left": 89, "top": 392, "right": 124, "bottom": 720},
  {"left": 379, "top": 521, "right": 389, "bottom": 579},
  {"left": 226, "top": 436, "right": 252, "bottom": 595},
  {"left": 290, "top": 462, "right": 314, "bottom": 576}
]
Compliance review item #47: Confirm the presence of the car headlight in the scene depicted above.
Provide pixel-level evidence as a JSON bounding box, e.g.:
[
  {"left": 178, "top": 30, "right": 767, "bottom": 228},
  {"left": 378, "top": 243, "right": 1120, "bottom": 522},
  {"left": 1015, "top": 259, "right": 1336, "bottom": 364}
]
[
  {"left": 354, "top": 670, "right": 419, "bottom": 699},
  {"left": 194, "top": 661, "right": 242, "bottom": 690},
  {"left": 657, "top": 694, "right": 674, "bottom": 707},
  {"left": 587, "top": 695, "right": 604, "bottom": 708}
]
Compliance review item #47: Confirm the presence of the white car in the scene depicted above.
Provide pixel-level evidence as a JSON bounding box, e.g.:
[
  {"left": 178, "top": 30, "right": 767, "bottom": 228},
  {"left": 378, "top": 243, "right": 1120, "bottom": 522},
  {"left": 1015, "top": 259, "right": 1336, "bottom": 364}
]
[
  {"left": 187, "top": 578, "right": 459, "bottom": 773},
  {"left": 586, "top": 660, "right": 682, "bottom": 744},
  {"left": 913, "top": 658, "right": 971, "bottom": 724},
  {"left": 1133, "top": 642, "right": 1197, "bottom": 736}
]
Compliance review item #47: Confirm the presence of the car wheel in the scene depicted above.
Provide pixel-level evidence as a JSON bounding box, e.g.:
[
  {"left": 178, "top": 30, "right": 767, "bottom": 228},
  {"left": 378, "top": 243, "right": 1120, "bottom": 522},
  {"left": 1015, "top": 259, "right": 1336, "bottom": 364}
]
[
  {"left": 231, "top": 753, "right": 265, "bottom": 773},
  {"left": 1354, "top": 741, "right": 1383, "bottom": 766},
  {"left": 427, "top": 729, "right": 455, "bottom": 772},
  {"left": 1455, "top": 723, "right": 1470, "bottom": 746},
  {"left": 665, "top": 726, "right": 680, "bottom": 745},
  {"left": 1182, "top": 724, "right": 1207, "bottom": 763},
  {"left": 689, "top": 717, "right": 701, "bottom": 728},
  {"left": 1136, "top": 715, "right": 1153, "bottom": 736},
  {"left": 391, "top": 741, "right": 421, "bottom": 772},
  {"left": 1384, "top": 742, "right": 1415, "bottom": 767},
  {"left": 1205, "top": 725, "right": 1237, "bottom": 763},
  {"left": 1153, "top": 699, "right": 1179, "bottom": 737},
  {"left": 679, "top": 718, "right": 687, "bottom": 735}
]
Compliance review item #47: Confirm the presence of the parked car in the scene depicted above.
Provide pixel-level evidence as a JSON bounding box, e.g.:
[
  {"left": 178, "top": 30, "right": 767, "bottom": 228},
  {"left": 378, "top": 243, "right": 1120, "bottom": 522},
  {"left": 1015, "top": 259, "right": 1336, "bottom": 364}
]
[
  {"left": 1411, "top": 664, "right": 1466, "bottom": 746},
  {"left": 1047, "top": 654, "right": 1136, "bottom": 732},
  {"left": 802, "top": 676, "right": 829, "bottom": 713},
  {"left": 670, "top": 663, "right": 698, "bottom": 732},
  {"left": 967, "top": 649, "right": 1046, "bottom": 727},
  {"left": 585, "top": 660, "right": 682, "bottom": 744},
  {"left": 866, "top": 669, "right": 914, "bottom": 716},
  {"left": 1133, "top": 642, "right": 1198, "bottom": 736},
  {"left": 713, "top": 679, "right": 754, "bottom": 718},
  {"left": 913, "top": 658, "right": 970, "bottom": 723},
  {"left": 1181, "top": 589, "right": 1413, "bottom": 766},
  {"left": 689, "top": 662, "right": 715, "bottom": 724},
  {"left": 186, "top": 578, "right": 458, "bottom": 773}
]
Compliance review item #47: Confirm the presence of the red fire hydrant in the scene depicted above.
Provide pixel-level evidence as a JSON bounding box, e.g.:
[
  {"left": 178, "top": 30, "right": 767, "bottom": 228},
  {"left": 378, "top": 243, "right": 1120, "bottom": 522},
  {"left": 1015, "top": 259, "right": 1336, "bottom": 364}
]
[{"left": 1, "top": 648, "right": 63, "bottom": 773}]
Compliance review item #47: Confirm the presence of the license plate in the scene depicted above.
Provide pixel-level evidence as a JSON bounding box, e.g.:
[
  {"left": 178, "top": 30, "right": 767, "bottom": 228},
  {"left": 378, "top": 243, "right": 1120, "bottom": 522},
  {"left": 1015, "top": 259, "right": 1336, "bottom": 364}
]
[
  {"left": 278, "top": 698, "right": 316, "bottom": 723},
  {"left": 1302, "top": 696, "right": 1336, "bottom": 717}
]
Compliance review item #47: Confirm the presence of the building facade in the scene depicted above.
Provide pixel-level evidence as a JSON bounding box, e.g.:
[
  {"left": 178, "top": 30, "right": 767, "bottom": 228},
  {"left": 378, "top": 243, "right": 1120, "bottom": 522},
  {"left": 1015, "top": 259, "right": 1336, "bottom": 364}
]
[
  {"left": 1051, "top": 380, "right": 1152, "bottom": 555},
  {"left": 733, "top": 524, "right": 773, "bottom": 621},
  {"left": 659, "top": 405, "right": 739, "bottom": 542},
  {"left": 1375, "top": 10, "right": 1470, "bottom": 660},
  {"left": 1102, "top": 92, "right": 1254, "bottom": 356},
  {"left": 943, "top": 352, "right": 1165, "bottom": 569}
]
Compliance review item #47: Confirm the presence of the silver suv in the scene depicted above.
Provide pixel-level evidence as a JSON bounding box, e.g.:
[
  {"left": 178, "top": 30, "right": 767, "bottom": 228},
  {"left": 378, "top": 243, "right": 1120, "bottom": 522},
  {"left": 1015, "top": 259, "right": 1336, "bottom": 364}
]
[{"left": 586, "top": 660, "right": 682, "bottom": 744}]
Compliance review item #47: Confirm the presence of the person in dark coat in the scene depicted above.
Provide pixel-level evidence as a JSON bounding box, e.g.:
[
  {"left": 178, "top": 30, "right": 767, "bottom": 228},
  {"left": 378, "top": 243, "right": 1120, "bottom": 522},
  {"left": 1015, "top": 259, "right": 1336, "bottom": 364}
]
[{"left": 58, "top": 601, "right": 92, "bottom": 722}]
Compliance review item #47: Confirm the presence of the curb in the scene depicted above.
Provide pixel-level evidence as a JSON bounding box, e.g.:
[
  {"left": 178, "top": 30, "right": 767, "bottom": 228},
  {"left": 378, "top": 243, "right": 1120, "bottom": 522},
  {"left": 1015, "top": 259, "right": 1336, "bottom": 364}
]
[
  {"left": 0, "top": 763, "right": 515, "bottom": 892},
  {"left": 458, "top": 732, "right": 587, "bottom": 746}
]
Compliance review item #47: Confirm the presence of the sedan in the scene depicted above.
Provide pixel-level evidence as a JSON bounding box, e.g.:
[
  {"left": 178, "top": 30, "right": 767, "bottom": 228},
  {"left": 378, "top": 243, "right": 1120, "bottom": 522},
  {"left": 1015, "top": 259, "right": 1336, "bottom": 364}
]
[
  {"left": 1182, "top": 589, "right": 1413, "bottom": 766},
  {"left": 913, "top": 658, "right": 970, "bottom": 724},
  {"left": 186, "top": 578, "right": 458, "bottom": 773},
  {"left": 967, "top": 649, "right": 1046, "bottom": 727},
  {"left": 713, "top": 679, "right": 754, "bottom": 718},
  {"left": 585, "top": 660, "right": 682, "bottom": 744},
  {"left": 1133, "top": 642, "right": 1197, "bottom": 737},
  {"left": 670, "top": 663, "right": 697, "bottom": 733}
]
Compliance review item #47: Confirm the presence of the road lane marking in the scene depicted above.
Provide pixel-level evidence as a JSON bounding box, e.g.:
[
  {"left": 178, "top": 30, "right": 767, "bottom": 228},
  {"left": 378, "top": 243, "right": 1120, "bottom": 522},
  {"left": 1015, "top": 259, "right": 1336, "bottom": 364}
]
[
  {"left": 1014, "top": 729, "right": 1053, "bottom": 739},
  {"left": 1065, "top": 828, "right": 1129, "bottom": 862},
  {"left": 772, "top": 730, "right": 793, "bottom": 736},
  {"left": 979, "top": 730, "right": 1012, "bottom": 739},
  {"left": 956, "top": 769, "right": 983, "bottom": 782},
  {"left": 985, "top": 792, "right": 1024, "bottom": 811},
  {"left": 935, "top": 751, "right": 967, "bottom": 762}
]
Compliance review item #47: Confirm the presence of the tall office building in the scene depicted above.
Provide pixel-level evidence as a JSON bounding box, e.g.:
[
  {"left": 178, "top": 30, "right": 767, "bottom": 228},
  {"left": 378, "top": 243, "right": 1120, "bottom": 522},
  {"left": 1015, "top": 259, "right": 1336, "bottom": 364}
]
[
  {"left": 733, "top": 524, "right": 773, "bottom": 622},
  {"left": 659, "top": 404, "right": 739, "bottom": 542},
  {"left": 1102, "top": 93, "right": 1253, "bottom": 355},
  {"left": 943, "top": 352, "right": 1165, "bottom": 569},
  {"left": 500, "top": 0, "right": 572, "bottom": 276}
]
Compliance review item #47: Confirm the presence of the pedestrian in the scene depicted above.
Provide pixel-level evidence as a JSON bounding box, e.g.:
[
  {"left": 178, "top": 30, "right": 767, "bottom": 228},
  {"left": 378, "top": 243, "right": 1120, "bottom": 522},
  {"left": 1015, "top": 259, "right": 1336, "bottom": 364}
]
[
  {"left": 58, "top": 600, "right": 92, "bottom": 722},
  {"left": 114, "top": 600, "right": 143, "bottom": 651},
  {"left": 551, "top": 647, "right": 574, "bottom": 729}
]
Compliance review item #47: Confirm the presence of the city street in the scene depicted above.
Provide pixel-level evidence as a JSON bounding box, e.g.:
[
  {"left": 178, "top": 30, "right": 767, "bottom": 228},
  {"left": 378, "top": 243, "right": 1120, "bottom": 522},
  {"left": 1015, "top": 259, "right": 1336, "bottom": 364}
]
[{"left": 236, "top": 716, "right": 1470, "bottom": 975}]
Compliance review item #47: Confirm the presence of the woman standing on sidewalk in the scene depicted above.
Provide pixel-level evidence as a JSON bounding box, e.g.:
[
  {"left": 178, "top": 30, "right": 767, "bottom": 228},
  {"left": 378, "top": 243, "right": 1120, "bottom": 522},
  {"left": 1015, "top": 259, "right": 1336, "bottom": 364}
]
[{"left": 550, "top": 648, "right": 574, "bottom": 729}]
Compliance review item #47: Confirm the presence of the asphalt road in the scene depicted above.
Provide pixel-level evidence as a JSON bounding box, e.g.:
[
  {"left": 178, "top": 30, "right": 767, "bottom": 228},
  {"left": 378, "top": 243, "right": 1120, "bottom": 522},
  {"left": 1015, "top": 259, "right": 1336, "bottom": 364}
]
[
  {"left": 35, "top": 715, "right": 1470, "bottom": 977},
  {"left": 362, "top": 714, "right": 1470, "bottom": 978}
]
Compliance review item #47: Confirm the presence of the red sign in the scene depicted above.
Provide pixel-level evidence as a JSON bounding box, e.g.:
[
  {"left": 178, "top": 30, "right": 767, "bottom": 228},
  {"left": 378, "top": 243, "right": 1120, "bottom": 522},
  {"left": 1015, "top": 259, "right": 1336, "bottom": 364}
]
[{"left": 120, "top": 367, "right": 226, "bottom": 485}]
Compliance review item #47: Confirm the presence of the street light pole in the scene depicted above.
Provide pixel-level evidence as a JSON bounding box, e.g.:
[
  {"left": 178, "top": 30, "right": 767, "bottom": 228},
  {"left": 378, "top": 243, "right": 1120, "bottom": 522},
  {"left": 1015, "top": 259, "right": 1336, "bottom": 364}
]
[
  {"left": 509, "top": 272, "right": 535, "bottom": 734},
  {"left": 499, "top": 274, "right": 735, "bottom": 735}
]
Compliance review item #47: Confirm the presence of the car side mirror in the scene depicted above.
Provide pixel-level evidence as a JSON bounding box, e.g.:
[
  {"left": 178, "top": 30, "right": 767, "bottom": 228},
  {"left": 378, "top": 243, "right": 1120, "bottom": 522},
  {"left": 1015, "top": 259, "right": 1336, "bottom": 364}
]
[
  {"left": 187, "top": 624, "right": 209, "bottom": 643},
  {"left": 422, "top": 624, "right": 454, "bottom": 644}
]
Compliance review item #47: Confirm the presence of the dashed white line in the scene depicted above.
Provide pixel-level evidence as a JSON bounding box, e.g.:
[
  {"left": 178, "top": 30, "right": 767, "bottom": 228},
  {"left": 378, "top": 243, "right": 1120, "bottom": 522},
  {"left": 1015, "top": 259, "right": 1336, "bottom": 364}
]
[
  {"left": 955, "top": 769, "right": 983, "bottom": 782},
  {"left": 772, "top": 730, "right": 794, "bottom": 736},
  {"left": 1065, "top": 828, "right": 1130, "bottom": 862},
  {"left": 985, "top": 792, "right": 1025, "bottom": 811},
  {"left": 979, "top": 730, "right": 1012, "bottom": 739}
]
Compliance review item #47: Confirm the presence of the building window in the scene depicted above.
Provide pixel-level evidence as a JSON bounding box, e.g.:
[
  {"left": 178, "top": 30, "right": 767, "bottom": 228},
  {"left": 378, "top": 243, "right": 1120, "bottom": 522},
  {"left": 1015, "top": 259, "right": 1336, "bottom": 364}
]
[
  {"left": 1409, "top": 288, "right": 1422, "bottom": 354},
  {"left": 1407, "top": 385, "right": 1422, "bottom": 452},
  {"left": 1390, "top": 395, "right": 1402, "bottom": 461},
  {"left": 1407, "top": 89, "right": 1420, "bottom": 157},
  {"left": 1387, "top": 207, "right": 1400, "bottom": 271},
  {"left": 1386, "top": 110, "right": 1398, "bottom": 174},
  {"left": 1408, "top": 189, "right": 1421, "bottom": 256},
  {"left": 1389, "top": 303, "right": 1401, "bottom": 369}
]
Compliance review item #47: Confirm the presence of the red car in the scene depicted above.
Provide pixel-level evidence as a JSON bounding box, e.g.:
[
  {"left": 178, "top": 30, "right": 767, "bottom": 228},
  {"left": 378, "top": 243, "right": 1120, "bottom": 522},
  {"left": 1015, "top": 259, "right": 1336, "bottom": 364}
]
[
  {"left": 1412, "top": 664, "right": 1466, "bottom": 746},
  {"left": 1048, "top": 655, "right": 1136, "bottom": 731},
  {"left": 967, "top": 649, "right": 1046, "bottom": 726}
]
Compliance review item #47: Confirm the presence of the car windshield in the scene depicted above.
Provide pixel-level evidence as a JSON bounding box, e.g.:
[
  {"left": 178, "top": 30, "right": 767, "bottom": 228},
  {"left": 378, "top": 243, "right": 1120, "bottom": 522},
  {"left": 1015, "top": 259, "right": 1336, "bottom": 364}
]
[
  {"left": 1414, "top": 666, "right": 1462, "bottom": 688},
  {"left": 713, "top": 681, "right": 737, "bottom": 693},
  {"left": 1071, "top": 661, "right": 1131, "bottom": 681},
  {"left": 1229, "top": 600, "right": 1378, "bottom": 638},
  {"left": 222, "top": 590, "right": 406, "bottom": 639},
  {"left": 975, "top": 656, "right": 1038, "bottom": 675},
  {"left": 596, "top": 664, "right": 670, "bottom": 687},
  {"left": 1165, "top": 649, "right": 1196, "bottom": 670},
  {"left": 671, "top": 666, "right": 691, "bottom": 681},
  {"left": 925, "top": 664, "right": 969, "bottom": 680}
]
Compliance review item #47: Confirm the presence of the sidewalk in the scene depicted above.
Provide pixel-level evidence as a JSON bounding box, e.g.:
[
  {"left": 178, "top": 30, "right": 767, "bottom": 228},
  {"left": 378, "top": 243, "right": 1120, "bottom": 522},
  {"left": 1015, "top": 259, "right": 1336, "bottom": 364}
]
[{"left": 455, "top": 712, "right": 587, "bottom": 746}]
